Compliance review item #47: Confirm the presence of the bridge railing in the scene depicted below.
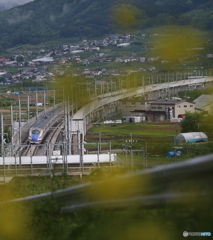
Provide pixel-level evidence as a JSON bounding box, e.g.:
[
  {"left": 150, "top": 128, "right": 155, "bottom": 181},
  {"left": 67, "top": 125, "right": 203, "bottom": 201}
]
[{"left": 2, "top": 153, "right": 212, "bottom": 212}]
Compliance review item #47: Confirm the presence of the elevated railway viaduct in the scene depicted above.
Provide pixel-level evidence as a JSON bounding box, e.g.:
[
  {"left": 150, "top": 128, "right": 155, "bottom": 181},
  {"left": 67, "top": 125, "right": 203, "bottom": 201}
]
[{"left": 72, "top": 77, "right": 213, "bottom": 134}]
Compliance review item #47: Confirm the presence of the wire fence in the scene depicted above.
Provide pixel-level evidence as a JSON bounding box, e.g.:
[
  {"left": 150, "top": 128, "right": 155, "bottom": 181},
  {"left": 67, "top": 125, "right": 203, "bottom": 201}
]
[{"left": 1, "top": 153, "right": 212, "bottom": 212}]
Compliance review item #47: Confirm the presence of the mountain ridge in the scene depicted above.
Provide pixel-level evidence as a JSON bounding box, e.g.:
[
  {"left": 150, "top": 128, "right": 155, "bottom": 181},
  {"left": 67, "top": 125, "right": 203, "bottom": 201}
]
[{"left": 0, "top": 0, "right": 212, "bottom": 49}]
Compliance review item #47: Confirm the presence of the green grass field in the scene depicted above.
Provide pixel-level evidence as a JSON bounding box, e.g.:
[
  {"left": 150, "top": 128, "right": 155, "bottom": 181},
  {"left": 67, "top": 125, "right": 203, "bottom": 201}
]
[
  {"left": 86, "top": 122, "right": 181, "bottom": 155},
  {"left": 89, "top": 122, "right": 180, "bottom": 137},
  {"left": 86, "top": 121, "right": 213, "bottom": 167}
]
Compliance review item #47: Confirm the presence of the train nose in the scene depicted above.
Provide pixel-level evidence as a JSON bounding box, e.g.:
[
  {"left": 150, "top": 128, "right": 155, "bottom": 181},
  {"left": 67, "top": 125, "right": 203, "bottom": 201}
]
[{"left": 32, "top": 134, "right": 39, "bottom": 142}]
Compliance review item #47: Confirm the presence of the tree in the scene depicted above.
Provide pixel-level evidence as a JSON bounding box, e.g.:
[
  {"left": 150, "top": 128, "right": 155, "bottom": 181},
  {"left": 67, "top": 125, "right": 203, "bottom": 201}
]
[
  {"left": 180, "top": 111, "right": 203, "bottom": 133},
  {"left": 17, "top": 55, "right": 24, "bottom": 63},
  {"left": 0, "top": 77, "right": 5, "bottom": 83},
  {"left": 199, "top": 115, "right": 213, "bottom": 139}
]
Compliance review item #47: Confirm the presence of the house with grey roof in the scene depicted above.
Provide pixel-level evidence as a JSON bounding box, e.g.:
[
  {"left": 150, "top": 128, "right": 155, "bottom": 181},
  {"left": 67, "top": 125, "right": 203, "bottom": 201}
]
[{"left": 193, "top": 94, "right": 213, "bottom": 114}]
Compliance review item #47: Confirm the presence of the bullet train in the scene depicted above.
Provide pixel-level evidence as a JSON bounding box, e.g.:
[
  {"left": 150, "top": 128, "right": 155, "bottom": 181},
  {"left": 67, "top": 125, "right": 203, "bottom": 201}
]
[
  {"left": 28, "top": 127, "right": 44, "bottom": 144},
  {"left": 28, "top": 108, "right": 59, "bottom": 144}
]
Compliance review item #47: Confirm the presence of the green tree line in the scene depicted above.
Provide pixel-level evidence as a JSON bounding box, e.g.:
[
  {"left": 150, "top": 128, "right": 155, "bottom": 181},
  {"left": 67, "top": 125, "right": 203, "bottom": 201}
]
[{"left": 181, "top": 111, "right": 213, "bottom": 139}]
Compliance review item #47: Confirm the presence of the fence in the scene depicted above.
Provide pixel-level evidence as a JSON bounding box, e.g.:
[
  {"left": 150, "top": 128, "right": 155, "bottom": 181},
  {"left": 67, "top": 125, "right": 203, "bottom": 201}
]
[
  {"left": 0, "top": 140, "right": 193, "bottom": 181},
  {"left": 1, "top": 153, "right": 212, "bottom": 212},
  {"left": 0, "top": 141, "right": 119, "bottom": 181}
]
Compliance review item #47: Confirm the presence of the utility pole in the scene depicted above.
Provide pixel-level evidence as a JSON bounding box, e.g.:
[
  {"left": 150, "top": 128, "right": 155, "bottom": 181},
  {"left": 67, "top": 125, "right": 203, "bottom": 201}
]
[
  {"left": 101, "top": 81, "right": 103, "bottom": 98},
  {"left": 36, "top": 91, "right": 38, "bottom": 120},
  {"left": 43, "top": 90, "right": 46, "bottom": 116},
  {"left": 53, "top": 90, "right": 56, "bottom": 108},
  {"left": 64, "top": 98, "right": 68, "bottom": 152},
  {"left": 99, "top": 133, "right": 101, "bottom": 153},
  {"left": 67, "top": 98, "right": 71, "bottom": 155},
  {"left": 80, "top": 133, "right": 84, "bottom": 173},
  {"left": 143, "top": 76, "right": 145, "bottom": 96},
  {"left": 1, "top": 114, "right": 5, "bottom": 181},
  {"left": 97, "top": 142, "right": 100, "bottom": 168},
  {"left": 10, "top": 105, "right": 14, "bottom": 156},
  {"left": 27, "top": 94, "right": 30, "bottom": 122},
  {"left": 1, "top": 114, "right": 4, "bottom": 156},
  {"left": 18, "top": 99, "right": 22, "bottom": 146},
  {"left": 109, "top": 141, "right": 112, "bottom": 168},
  {"left": 71, "top": 95, "right": 74, "bottom": 116},
  {"left": 75, "top": 87, "right": 78, "bottom": 113}
]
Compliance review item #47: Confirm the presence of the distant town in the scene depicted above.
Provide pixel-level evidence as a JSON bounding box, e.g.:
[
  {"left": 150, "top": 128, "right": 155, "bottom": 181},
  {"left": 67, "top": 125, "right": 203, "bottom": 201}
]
[{"left": 0, "top": 31, "right": 212, "bottom": 89}]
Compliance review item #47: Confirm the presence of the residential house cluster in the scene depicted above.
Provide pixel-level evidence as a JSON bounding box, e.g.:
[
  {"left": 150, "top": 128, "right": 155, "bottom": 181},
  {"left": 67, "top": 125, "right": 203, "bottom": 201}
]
[{"left": 1, "top": 30, "right": 213, "bottom": 87}]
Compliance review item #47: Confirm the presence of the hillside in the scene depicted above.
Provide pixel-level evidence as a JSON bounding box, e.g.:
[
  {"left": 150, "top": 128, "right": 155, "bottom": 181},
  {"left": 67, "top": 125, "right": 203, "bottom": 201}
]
[
  {"left": 0, "top": 0, "right": 212, "bottom": 49},
  {"left": 0, "top": 2, "right": 18, "bottom": 12}
]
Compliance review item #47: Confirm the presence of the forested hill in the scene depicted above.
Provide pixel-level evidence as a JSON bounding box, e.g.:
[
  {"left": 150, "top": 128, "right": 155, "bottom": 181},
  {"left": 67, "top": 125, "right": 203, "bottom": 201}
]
[
  {"left": 0, "top": 0, "right": 212, "bottom": 49},
  {"left": 0, "top": 2, "right": 18, "bottom": 12}
]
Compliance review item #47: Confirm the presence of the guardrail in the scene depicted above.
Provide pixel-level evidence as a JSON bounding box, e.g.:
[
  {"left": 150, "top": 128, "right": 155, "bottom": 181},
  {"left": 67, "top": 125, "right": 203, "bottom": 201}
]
[{"left": 2, "top": 153, "right": 213, "bottom": 212}]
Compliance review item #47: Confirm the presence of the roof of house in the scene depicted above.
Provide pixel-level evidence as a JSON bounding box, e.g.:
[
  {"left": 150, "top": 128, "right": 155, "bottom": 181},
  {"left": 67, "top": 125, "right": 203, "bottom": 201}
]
[
  {"left": 130, "top": 110, "right": 166, "bottom": 114},
  {"left": 193, "top": 94, "right": 213, "bottom": 109},
  {"left": 150, "top": 99, "right": 190, "bottom": 105},
  {"left": 122, "top": 99, "right": 154, "bottom": 103},
  {"left": 32, "top": 57, "right": 54, "bottom": 62}
]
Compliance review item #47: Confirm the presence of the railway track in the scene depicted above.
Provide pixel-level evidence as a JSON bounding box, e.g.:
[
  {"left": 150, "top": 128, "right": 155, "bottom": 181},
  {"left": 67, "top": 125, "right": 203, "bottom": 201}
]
[
  {"left": 25, "top": 145, "right": 38, "bottom": 156},
  {"left": 36, "top": 121, "right": 64, "bottom": 156},
  {"left": 48, "top": 122, "right": 64, "bottom": 156}
]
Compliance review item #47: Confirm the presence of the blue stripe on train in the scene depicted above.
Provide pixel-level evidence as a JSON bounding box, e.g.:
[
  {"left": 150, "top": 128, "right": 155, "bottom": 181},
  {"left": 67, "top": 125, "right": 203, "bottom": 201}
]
[{"left": 32, "top": 134, "right": 39, "bottom": 141}]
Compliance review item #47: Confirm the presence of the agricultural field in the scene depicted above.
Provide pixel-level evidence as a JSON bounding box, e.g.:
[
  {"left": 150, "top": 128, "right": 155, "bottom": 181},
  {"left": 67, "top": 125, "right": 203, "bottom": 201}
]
[
  {"left": 87, "top": 121, "right": 180, "bottom": 151},
  {"left": 89, "top": 121, "right": 180, "bottom": 137},
  {"left": 86, "top": 121, "right": 213, "bottom": 168},
  {"left": 86, "top": 121, "right": 182, "bottom": 168}
]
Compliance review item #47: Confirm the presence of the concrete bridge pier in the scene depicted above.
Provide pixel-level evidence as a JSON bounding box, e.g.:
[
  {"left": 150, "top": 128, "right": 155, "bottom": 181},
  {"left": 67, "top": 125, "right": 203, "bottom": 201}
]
[
  {"left": 92, "top": 108, "right": 103, "bottom": 122},
  {"left": 102, "top": 101, "right": 121, "bottom": 118},
  {"left": 149, "top": 90, "right": 158, "bottom": 100},
  {"left": 145, "top": 92, "right": 152, "bottom": 100}
]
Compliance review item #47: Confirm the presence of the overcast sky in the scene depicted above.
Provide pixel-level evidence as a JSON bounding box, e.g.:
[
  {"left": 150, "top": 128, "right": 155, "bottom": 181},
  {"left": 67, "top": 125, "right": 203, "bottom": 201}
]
[{"left": 0, "top": 0, "right": 33, "bottom": 4}]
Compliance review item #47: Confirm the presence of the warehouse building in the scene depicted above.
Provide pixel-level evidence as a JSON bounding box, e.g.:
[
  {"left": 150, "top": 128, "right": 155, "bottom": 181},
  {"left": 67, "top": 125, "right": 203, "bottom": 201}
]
[{"left": 122, "top": 99, "right": 195, "bottom": 121}]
